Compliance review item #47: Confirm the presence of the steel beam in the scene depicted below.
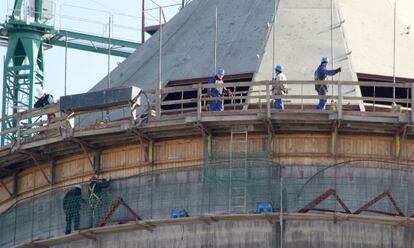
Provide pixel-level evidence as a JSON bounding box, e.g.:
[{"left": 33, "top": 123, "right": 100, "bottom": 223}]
[
  {"left": 354, "top": 191, "right": 404, "bottom": 216},
  {"left": 98, "top": 197, "right": 143, "bottom": 227}
]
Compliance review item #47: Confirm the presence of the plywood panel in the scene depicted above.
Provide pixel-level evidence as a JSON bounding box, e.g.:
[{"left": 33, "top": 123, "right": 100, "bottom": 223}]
[
  {"left": 338, "top": 135, "right": 393, "bottom": 159},
  {"left": 155, "top": 138, "right": 203, "bottom": 164},
  {"left": 55, "top": 155, "right": 94, "bottom": 182},
  {"left": 400, "top": 140, "right": 414, "bottom": 162},
  {"left": 101, "top": 144, "right": 146, "bottom": 171},
  {"left": 273, "top": 134, "right": 330, "bottom": 156},
  {"left": 213, "top": 134, "right": 267, "bottom": 154}
]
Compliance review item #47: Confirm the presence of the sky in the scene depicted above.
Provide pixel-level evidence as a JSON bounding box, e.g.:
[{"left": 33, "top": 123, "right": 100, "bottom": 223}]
[{"left": 0, "top": 0, "right": 183, "bottom": 109}]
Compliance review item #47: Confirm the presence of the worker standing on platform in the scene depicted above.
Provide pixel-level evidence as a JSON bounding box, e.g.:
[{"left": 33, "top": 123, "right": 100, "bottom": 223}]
[
  {"left": 63, "top": 185, "right": 83, "bottom": 235},
  {"left": 88, "top": 175, "right": 111, "bottom": 228},
  {"left": 314, "top": 57, "right": 341, "bottom": 110},
  {"left": 272, "top": 65, "right": 288, "bottom": 110},
  {"left": 34, "top": 88, "right": 56, "bottom": 122},
  {"left": 208, "top": 67, "right": 232, "bottom": 111}
]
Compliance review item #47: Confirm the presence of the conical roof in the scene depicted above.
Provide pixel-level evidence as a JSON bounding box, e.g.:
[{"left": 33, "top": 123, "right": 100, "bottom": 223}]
[{"left": 91, "top": 0, "right": 358, "bottom": 100}]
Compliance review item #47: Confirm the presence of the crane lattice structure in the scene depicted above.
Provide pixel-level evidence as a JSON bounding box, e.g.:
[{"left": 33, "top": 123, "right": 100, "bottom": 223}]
[
  {"left": 0, "top": 0, "right": 141, "bottom": 145},
  {"left": 0, "top": 0, "right": 191, "bottom": 145}
]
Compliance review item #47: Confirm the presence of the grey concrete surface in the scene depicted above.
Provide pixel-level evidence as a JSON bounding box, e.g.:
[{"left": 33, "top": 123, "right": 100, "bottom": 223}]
[
  {"left": 2, "top": 164, "right": 414, "bottom": 247},
  {"left": 53, "top": 220, "right": 414, "bottom": 248}
]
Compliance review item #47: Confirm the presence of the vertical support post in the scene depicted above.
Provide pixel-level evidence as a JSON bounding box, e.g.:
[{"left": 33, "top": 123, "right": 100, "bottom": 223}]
[
  {"left": 207, "top": 134, "right": 212, "bottom": 159},
  {"left": 13, "top": 172, "right": 18, "bottom": 198},
  {"left": 392, "top": 1, "right": 396, "bottom": 106},
  {"left": 107, "top": 15, "right": 112, "bottom": 89},
  {"left": 64, "top": 33, "right": 68, "bottom": 96},
  {"left": 15, "top": 113, "right": 21, "bottom": 149},
  {"left": 411, "top": 83, "right": 414, "bottom": 123},
  {"left": 94, "top": 149, "right": 102, "bottom": 175},
  {"left": 279, "top": 167, "right": 283, "bottom": 248},
  {"left": 338, "top": 80, "right": 342, "bottom": 119},
  {"left": 394, "top": 135, "right": 401, "bottom": 160},
  {"left": 331, "top": 123, "right": 338, "bottom": 157},
  {"left": 141, "top": 0, "right": 145, "bottom": 44},
  {"left": 50, "top": 159, "right": 56, "bottom": 185},
  {"left": 148, "top": 140, "right": 154, "bottom": 165},
  {"left": 34, "top": 0, "right": 43, "bottom": 22},
  {"left": 197, "top": 84, "right": 202, "bottom": 121},
  {"left": 266, "top": 81, "right": 271, "bottom": 118},
  {"left": 214, "top": 7, "right": 217, "bottom": 73},
  {"left": 157, "top": 7, "right": 163, "bottom": 120}
]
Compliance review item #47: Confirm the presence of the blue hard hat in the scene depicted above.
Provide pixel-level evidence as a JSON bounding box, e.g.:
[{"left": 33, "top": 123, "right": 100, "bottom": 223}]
[
  {"left": 321, "top": 56, "right": 329, "bottom": 63},
  {"left": 216, "top": 67, "right": 225, "bottom": 75},
  {"left": 275, "top": 64, "right": 284, "bottom": 72}
]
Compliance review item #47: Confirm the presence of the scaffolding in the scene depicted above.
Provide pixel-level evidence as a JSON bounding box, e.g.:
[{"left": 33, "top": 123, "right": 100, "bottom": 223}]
[{"left": 0, "top": 156, "right": 413, "bottom": 247}]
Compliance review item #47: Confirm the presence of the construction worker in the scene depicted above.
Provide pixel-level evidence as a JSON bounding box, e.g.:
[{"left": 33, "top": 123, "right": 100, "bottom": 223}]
[
  {"left": 63, "top": 185, "right": 83, "bottom": 235},
  {"left": 314, "top": 57, "right": 341, "bottom": 110},
  {"left": 88, "top": 175, "right": 110, "bottom": 228},
  {"left": 272, "top": 65, "right": 288, "bottom": 110},
  {"left": 34, "top": 88, "right": 56, "bottom": 122},
  {"left": 207, "top": 67, "right": 232, "bottom": 111}
]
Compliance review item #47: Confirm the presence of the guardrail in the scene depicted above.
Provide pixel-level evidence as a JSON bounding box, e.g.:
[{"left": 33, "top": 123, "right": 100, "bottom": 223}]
[{"left": 0, "top": 80, "right": 413, "bottom": 148}]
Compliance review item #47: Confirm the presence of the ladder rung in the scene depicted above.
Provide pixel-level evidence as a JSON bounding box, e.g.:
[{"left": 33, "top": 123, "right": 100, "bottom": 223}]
[
  {"left": 230, "top": 140, "right": 248, "bottom": 144},
  {"left": 231, "top": 131, "right": 248, "bottom": 134}
]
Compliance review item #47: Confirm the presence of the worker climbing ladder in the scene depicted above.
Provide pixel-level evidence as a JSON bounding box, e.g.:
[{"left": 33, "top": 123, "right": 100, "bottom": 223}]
[{"left": 228, "top": 126, "right": 249, "bottom": 213}]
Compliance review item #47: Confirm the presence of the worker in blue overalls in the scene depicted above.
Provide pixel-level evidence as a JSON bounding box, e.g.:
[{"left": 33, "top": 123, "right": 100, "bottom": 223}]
[
  {"left": 208, "top": 68, "right": 232, "bottom": 111},
  {"left": 314, "top": 57, "right": 341, "bottom": 110}
]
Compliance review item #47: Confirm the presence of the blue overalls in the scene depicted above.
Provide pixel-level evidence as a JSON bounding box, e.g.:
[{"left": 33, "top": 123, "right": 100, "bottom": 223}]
[
  {"left": 315, "top": 65, "right": 336, "bottom": 110},
  {"left": 208, "top": 76, "right": 228, "bottom": 111}
]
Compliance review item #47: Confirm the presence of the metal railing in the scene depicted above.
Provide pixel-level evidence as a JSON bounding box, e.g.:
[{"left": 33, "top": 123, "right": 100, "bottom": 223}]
[{"left": 0, "top": 80, "right": 413, "bottom": 148}]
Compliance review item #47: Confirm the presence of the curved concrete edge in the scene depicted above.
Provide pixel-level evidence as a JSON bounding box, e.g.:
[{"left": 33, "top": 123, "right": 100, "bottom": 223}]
[{"left": 12, "top": 213, "right": 414, "bottom": 248}]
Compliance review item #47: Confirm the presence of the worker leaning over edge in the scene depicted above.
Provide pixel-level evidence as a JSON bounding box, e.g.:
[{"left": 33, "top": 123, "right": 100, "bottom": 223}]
[
  {"left": 88, "top": 175, "right": 111, "bottom": 228},
  {"left": 272, "top": 64, "right": 288, "bottom": 110},
  {"left": 34, "top": 88, "right": 56, "bottom": 122},
  {"left": 208, "top": 67, "right": 232, "bottom": 111},
  {"left": 63, "top": 185, "right": 83, "bottom": 235},
  {"left": 314, "top": 57, "right": 341, "bottom": 110}
]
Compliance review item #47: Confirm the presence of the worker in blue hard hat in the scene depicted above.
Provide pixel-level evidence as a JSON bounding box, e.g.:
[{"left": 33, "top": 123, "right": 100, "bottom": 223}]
[
  {"left": 314, "top": 57, "right": 341, "bottom": 110},
  {"left": 272, "top": 64, "right": 288, "bottom": 110},
  {"left": 207, "top": 67, "right": 232, "bottom": 111}
]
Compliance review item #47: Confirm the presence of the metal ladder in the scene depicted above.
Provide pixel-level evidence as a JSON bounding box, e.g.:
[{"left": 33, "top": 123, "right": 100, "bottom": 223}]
[{"left": 228, "top": 126, "right": 248, "bottom": 213}]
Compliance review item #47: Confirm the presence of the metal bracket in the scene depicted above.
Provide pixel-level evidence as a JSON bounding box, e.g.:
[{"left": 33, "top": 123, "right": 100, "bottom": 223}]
[
  {"left": 195, "top": 122, "right": 209, "bottom": 137},
  {"left": 394, "top": 124, "right": 409, "bottom": 159},
  {"left": 69, "top": 138, "right": 97, "bottom": 171},
  {"left": 17, "top": 150, "right": 51, "bottom": 184},
  {"left": 0, "top": 178, "right": 13, "bottom": 197}
]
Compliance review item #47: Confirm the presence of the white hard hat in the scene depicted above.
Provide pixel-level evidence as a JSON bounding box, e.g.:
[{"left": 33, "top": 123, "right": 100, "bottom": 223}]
[
  {"left": 36, "top": 88, "right": 45, "bottom": 98},
  {"left": 74, "top": 184, "right": 81, "bottom": 189}
]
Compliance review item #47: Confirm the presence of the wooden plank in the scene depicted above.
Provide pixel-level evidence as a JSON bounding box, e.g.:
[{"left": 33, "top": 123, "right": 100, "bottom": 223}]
[{"left": 17, "top": 213, "right": 414, "bottom": 248}]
